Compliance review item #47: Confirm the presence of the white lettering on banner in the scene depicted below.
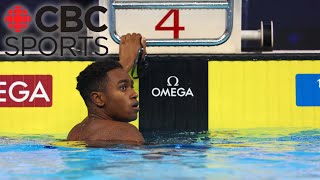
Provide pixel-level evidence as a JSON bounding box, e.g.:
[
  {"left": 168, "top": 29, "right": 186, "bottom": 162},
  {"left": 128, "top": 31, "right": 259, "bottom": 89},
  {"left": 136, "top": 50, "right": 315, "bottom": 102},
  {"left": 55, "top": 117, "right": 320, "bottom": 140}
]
[
  {"left": 0, "top": 82, "right": 7, "bottom": 102},
  {"left": 152, "top": 76, "right": 194, "bottom": 97},
  {"left": 29, "top": 81, "right": 50, "bottom": 102},
  {"left": 9, "top": 81, "right": 29, "bottom": 102},
  {"left": 1, "top": 81, "right": 50, "bottom": 103}
]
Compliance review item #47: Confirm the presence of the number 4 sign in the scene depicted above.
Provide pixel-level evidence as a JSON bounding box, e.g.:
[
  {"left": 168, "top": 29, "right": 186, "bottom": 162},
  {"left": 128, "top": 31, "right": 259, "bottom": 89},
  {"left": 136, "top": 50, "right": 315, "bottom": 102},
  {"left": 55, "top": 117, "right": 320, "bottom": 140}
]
[{"left": 155, "top": 10, "right": 185, "bottom": 39}]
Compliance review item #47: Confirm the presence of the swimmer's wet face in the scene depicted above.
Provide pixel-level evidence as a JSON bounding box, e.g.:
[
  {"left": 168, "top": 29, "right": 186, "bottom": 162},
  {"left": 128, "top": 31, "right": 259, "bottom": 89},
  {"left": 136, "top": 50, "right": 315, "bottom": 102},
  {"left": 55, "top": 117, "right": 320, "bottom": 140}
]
[{"left": 103, "top": 68, "right": 139, "bottom": 122}]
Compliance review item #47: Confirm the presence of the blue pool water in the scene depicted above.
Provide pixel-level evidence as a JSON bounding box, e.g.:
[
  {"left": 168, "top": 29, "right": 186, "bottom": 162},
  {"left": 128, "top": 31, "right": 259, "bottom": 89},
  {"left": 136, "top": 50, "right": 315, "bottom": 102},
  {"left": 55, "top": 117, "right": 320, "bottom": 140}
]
[{"left": 0, "top": 128, "right": 320, "bottom": 179}]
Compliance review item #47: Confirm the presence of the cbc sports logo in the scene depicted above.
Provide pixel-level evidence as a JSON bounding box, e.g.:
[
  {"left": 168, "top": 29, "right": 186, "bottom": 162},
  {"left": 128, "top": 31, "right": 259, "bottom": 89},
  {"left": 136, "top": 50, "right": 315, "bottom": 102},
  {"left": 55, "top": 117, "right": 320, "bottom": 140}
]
[
  {"left": 2, "top": 4, "right": 108, "bottom": 56},
  {"left": 152, "top": 76, "right": 194, "bottom": 97}
]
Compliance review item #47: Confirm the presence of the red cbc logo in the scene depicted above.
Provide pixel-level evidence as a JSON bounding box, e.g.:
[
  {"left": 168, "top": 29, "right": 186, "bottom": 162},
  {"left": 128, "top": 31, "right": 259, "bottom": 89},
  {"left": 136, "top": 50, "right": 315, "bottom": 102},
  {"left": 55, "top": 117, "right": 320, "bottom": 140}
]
[
  {"left": 4, "top": 5, "right": 32, "bottom": 33},
  {"left": 0, "top": 75, "right": 52, "bottom": 107}
]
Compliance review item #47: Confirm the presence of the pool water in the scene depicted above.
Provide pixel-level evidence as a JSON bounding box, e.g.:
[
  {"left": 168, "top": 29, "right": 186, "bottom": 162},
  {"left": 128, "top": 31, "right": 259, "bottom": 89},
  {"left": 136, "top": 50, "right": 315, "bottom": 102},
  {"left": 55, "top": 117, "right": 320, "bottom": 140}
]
[{"left": 0, "top": 128, "right": 320, "bottom": 179}]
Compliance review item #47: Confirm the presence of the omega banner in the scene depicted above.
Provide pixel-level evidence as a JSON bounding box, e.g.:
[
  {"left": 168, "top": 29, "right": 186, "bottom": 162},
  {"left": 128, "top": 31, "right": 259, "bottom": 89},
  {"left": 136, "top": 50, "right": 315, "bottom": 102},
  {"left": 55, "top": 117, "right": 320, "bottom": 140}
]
[{"left": 139, "top": 56, "right": 208, "bottom": 132}]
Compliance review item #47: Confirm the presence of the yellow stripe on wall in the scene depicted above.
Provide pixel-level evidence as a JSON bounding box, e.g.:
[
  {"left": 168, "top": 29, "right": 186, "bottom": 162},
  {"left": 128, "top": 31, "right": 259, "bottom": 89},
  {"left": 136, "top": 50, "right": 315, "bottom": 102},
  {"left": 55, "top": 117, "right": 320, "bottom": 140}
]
[
  {"left": 209, "top": 60, "right": 320, "bottom": 130},
  {"left": 0, "top": 61, "right": 139, "bottom": 134},
  {"left": 2, "top": 60, "right": 319, "bottom": 134}
]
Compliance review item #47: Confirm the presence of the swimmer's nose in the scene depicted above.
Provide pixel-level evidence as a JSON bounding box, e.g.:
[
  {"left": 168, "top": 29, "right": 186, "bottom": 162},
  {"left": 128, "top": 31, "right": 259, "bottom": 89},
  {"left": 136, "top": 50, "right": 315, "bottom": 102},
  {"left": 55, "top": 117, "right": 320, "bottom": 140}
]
[{"left": 131, "top": 91, "right": 138, "bottom": 99}]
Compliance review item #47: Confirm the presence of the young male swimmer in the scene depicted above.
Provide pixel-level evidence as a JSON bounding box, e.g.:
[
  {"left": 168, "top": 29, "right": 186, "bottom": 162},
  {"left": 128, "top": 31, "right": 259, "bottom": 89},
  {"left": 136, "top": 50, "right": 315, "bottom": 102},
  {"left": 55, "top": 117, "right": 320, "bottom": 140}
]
[{"left": 67, "top": 33, "right": 146, "bottom": 145}]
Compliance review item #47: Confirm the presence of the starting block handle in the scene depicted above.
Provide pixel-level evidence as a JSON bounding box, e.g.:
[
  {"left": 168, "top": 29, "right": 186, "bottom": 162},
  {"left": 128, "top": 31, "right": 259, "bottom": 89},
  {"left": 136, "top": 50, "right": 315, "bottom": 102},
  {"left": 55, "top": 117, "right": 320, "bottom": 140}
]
[
  {"left": 241, "top": 21, "right": 274, "bottom": 50},
  {"left": 112, "top": 1, "right": 230, "bottom": 9},
  {"left": 108, "top": 0, "right": 234, "bottom": 46}
]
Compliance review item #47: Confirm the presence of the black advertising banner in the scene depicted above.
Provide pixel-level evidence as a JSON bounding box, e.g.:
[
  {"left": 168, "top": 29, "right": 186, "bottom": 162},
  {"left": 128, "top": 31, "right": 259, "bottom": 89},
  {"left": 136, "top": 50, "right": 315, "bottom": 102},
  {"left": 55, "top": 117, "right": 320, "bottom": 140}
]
[{"left": 139, "top": 56, "right": 208, "bottom": 132}]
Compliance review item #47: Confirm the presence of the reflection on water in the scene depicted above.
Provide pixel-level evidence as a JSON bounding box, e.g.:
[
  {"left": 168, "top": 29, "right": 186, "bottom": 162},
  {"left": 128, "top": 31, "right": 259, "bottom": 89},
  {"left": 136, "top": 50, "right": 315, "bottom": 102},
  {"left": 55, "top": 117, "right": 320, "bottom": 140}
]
[{"left": 0, "top": 128, "right": 320, "bottom": 179}]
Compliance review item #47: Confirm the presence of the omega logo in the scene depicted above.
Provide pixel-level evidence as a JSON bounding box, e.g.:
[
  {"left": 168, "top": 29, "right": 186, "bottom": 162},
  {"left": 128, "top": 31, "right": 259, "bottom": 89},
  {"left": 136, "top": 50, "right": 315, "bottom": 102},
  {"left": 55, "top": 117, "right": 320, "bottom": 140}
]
[
  {"left": 152, "top": 76, "right": 194, "bottom": 97},
  {"left": 0, "top": 75, "right": 52, "bottom": 107}
]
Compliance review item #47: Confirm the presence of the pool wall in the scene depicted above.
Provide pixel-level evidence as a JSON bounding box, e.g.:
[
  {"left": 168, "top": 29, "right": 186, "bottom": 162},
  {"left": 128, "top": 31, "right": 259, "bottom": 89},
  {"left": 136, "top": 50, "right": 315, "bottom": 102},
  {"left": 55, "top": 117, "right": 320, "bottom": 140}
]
[{"left": 0, "top": 54, "right": 319, "bottom": 134}]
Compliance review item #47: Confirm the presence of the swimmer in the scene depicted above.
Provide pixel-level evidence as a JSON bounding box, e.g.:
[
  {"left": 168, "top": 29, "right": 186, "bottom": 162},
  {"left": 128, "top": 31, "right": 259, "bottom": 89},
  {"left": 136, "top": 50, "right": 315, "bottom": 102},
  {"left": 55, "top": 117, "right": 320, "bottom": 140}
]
[{"left": 67, "top": 33, "right": 146, "bottom": 145}]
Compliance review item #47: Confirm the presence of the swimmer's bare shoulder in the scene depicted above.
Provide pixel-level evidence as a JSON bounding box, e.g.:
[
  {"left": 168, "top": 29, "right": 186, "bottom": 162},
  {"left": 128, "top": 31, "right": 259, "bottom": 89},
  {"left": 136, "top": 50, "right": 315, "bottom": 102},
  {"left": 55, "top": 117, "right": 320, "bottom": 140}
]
[
  {"left": 67, "top": 122, "right": 84, "bottom": 141},
  {"left": 67, "top": 119, "right": 144, "bottom": 145},
  {"left": 67, "top": 118, "right": 92, "bottom": 141},
  {"left": 88, "top": 120, "right": 145, "bottom": 145}
]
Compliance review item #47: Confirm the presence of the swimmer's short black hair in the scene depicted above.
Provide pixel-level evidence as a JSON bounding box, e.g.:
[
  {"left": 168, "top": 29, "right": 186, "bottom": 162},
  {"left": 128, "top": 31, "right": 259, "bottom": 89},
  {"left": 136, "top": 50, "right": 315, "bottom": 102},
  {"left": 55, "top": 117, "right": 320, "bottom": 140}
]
[{"left": 76, "top": 60, "right": 122, "bottom": 104}]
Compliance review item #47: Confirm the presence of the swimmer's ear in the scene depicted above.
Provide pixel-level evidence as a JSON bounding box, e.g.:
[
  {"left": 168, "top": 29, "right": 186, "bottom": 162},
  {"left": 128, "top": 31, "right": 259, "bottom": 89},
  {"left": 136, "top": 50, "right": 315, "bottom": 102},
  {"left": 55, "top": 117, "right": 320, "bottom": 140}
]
[{"left": 90, "top": 91, "right": 105, "bottom": 107}]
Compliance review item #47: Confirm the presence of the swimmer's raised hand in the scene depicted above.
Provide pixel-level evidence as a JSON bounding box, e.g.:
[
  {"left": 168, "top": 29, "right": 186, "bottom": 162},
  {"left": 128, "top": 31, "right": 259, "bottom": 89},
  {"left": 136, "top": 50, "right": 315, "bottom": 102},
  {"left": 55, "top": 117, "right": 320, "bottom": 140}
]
[{"left": 119, "top": 33, "right": 147, "bottom": 72}]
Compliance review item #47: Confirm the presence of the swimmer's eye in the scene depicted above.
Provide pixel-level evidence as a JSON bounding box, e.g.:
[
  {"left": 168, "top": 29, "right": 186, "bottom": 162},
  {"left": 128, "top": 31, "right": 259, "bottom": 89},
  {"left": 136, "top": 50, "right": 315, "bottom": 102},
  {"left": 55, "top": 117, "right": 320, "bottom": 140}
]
[{"left": 119, "top": 85, "right": 127, "bottom": 91}]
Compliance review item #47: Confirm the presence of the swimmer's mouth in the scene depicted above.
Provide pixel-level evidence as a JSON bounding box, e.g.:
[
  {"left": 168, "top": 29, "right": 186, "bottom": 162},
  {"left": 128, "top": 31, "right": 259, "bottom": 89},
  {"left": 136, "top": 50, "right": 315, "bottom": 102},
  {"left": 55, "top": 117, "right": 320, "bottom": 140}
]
[{"left": 132, "top": 102, "right": 140, "bottom": 110}]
